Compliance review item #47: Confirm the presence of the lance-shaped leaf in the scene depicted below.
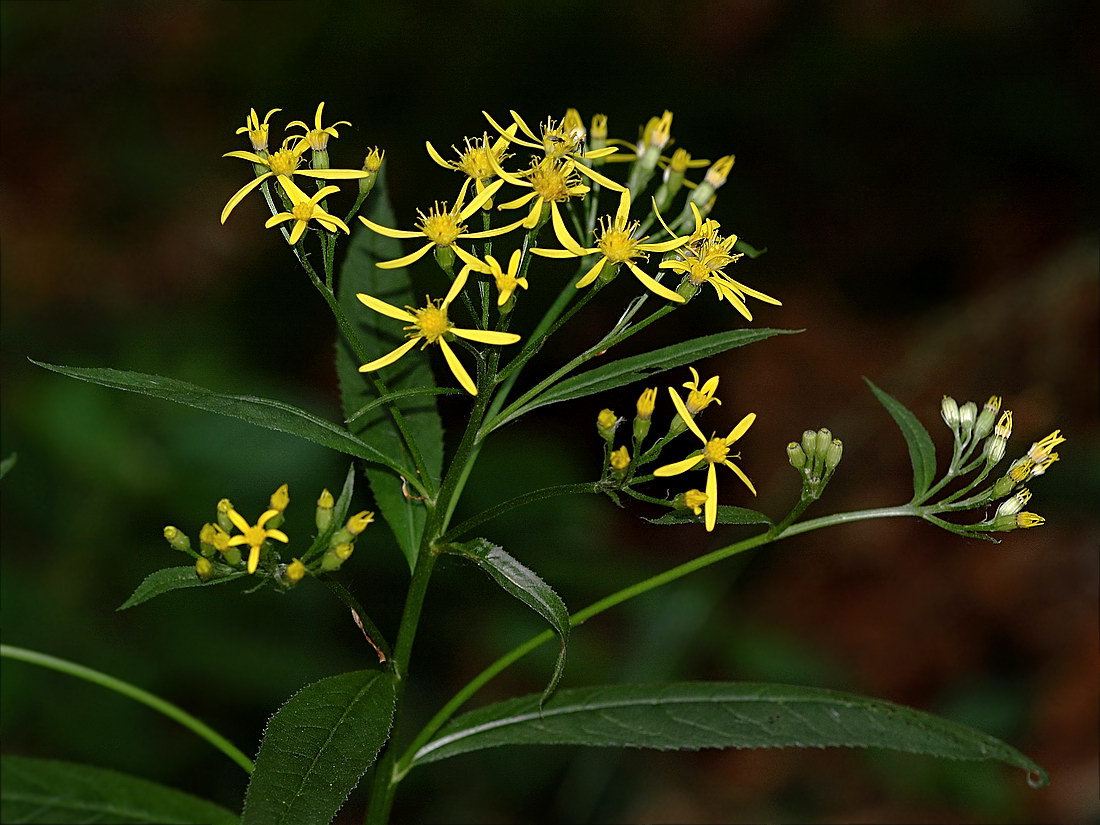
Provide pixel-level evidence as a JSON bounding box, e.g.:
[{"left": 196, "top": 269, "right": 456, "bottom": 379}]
[
  {"left": 410, "top": 682, "right": 1049, "bottom": 788},
  {"left": 864, "top": 378, "right": 938, "bottom": 500},
  {"left": 241, "top": 670, "right": 395, "bottom": 825},
  {"left": 31, "top": 361, "right": 409, "bottom": 478},
  {"left": 118, "top": 567, "right": 247, "bottom": 611},
  {"left": 336, "top": 170, "right": 445, "bottom": 567},
  {"left": 0, "top": 756, "right": 239, "bottom": 824},
  {"left": 646, "top": 505, "right": 773, "bottom": 527},
  {"left": 446, "top": 539, "right": 569, "bottom": 701},
  {"left": 492, "top": 329, "right": 799, "bottom": 431}
]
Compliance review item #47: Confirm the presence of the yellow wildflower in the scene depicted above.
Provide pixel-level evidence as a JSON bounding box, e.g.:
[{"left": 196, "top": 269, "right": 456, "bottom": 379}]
[
  {"left": 286, "top": 558, "right": 307, "bottom": 583},
  {"left": 358, "top": 179, "right": 526, "bottom": 271},
  {"left": 679, "top": 367, "right": 722, "bottom": 414},
  {"left": 1027, "top": 430, "right": 1066, "bottom": 464},
  {"left": 532, "top": 194, "right": 689, "bottom": 303},
  {"left": 426, "top": 128, "right": 515, "bottom": 197},
  {"left": 225, "top": 507, "right": 290, "bottom": 574},
  {"left": 355, "top": 266, "right": 521, "bottom": 395},
  {"left": 286, "top": 102, "right": 351, "bottom": 152},
  {"left": 683, "top": 489, "right": 708, "bottom": 516},
  {"left": 610, "top": 446, "right": 631, "bottom": 472},
  {"left": 199, "top": 522, "right": 232, "bottom": 554},
  {"left": 363, "top": 147, "right": 385, "bottom": 173},
  {"left": 236, "top": 107, "right": 281, "bottom": 152},
  {"left": 264, "top": 179, "right": 351, "bottom": 245},
  {"left": 346, "top": 510, "right": 375, "bottom": 535},
  {"left": 221, "top": 136, "right": 369, "bottom": 224},
  {"left": 598, "top": 409, "right": 618, "bottom": 429},
  {"left": 1016, "top": 512, "right": 1045, "bottom": 528},
  {"left": 653, "top": 389, "right": 757, "bottom": 532},
  {"left": 636, "top": 387, "right": 658, "bottom": 420},
  {"left": 485, "top": 250, "right": 529, "bottom": 306},
  {"left": 492, "top": 157, "right": 590, "bottom": 230}
]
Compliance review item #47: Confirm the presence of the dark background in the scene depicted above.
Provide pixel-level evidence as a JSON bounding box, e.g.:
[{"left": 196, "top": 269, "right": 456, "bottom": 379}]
[{"left": 2, "top": 1, "right": 1097, "bottom": 822}]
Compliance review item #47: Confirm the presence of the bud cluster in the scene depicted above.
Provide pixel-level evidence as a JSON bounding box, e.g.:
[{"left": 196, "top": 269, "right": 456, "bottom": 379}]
[{"left": 786, "top": 426, "right": 843, "bottom": 499}]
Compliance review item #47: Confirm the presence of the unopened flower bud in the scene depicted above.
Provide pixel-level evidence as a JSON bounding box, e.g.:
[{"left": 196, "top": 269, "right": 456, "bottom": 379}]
[
  {"left": 825, "top": 439, "right": 843, "bottom": 470},
  {"left": 787, "top": 442, "right": 807, "bottom": 470},
  {"left": 269, "top": 483, "right": 290, "bottom": 513},
  {"left": 959, "top": 402, "right": 977, "bottom": 440},
  {"left": 635, "top": 388, "right": 657, "bottom": 421},
  {"left": 216, "top": 498, "right": 234, "bottom": 532},
  {"left": 195, "top": 557, "right": 214, "bottom": 581},
  {"left": 346, "top": 510, "right": 374, "bottom": 536},
  {"left": 316, "top": 488, "right": 335, "bottom": 531},
  {"left": 974, "top": 396, "right": 1001, "bottom": 440},
  {"left": 311, "top": 148, "right": 330, "bottom": 171},
  {"left": 1015, "top": 512, "right": 1045, "bottom": 529},
  {"left": 359, "top": 148, "right": 384, "bottom": 195},
  {"left": 991, "top": 474, "right": 1016, "bottom": 499},
  {"left": 597, "top": 409, "right": 619, "bottom": 443},
  {"left": 996, "top": 488, "right": 1032, "bottom": 517},
  {"left": 285, "top": 558, "right": 307, "bottom": 584},
  {"left": 334, "top": 542, "right": 355, "bottom": 561},
  {"left": 814, "top": 428, "right": 833, "bottom": 460},
  {"left": 690, "top": 155, "right": 734, "bottom": 210},
  {"left": 801, "top": 430, "right": 817, "bottom": 461},
  {"left": 321, "top": 550, "right": 344, "bottom": 572},
  {"left": 941, "top": 395, "right": 960, "bottom": 430},
  {"left": 983, "top": 435, "right": 1007, "bottom": 466},
  {"left": 163, "top": 526, "right": 191, "bottom": 554},
  {"left": 433, "top": 244, "right": 455, "bottom": 272},
  {"left": 609, "top": 445, "right": 631, "bottom": 478},
  {"left": 673, "top": 489, "right": 708, "bottom": 515}
]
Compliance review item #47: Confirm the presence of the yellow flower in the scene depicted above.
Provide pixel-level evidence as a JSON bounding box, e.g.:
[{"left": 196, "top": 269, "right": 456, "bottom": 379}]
[
  {"left": 236, "top": 107, "right": 281, "bottom": 152},
  {"left": 263, "top": 179, "right": 351, "bottom": 245},
  {"left": 492, "top": 157, "right": 590, "bottom": 230},
  {"left": 426, "top": 129, "right": 515, "bottom": 197},
  {"left": 355, "top": 266, "right": 521, "bottom": 395},
  {"left": 597, "top": 409, "right": 618, "bottom": 429},
  {"left": 225, "top": 507, "right": 290, "bottom": 574},
  {"left": 199, "top": 522, "right": 232, "bottom": 554},
  {"left": 485, "top": 250, "right": 529, "bottom": 306},
  {"left": 636, "top": 387, "right": 658, "bottom": 420},
  {"left": 221, "top": 136, "right": 369, "bottom": 224},
  {"left": 679, "top": 367, "right": 722, "bottom": 414},
  {"left": 358, "top": 179, "right": 526, "bottom": 271},
  {"left": 1016, "top": 512, "right": 1045, "bottom": 529},
  {"left": 704, "top": 155, "right": 735, "bottom": 189},
  {"left": 658, "top": 207, "right": 781, "bottom": 320},
  {"left": 363, "top": 147, "right": 385, "bottom": 173},
  {"left": 346, "top": 510, "right": 375, "bottom": 535},
  {"left": 286, "top": 558, "right": 307, "bottom": 583},
  {"left": 1027, "top": 430, "right": 1066, "bottom": 464},
  {"left": 269, "top": 483, "right": 290, "bottom": 513},
  {"left": 653, "top": 388, "right": 756, "bottom": 532},
  {"left": 484, "top": 109, "right": 624, "bottom": 191},
  {"left": 610, "top": 445, "right": 631, "bottom": 472},
  {"left": 532, "top": 194, "right": 689, "bottom": 303},
  {"left": 664, "top": 148, "right": 710, "bottom": 178},
  {"left": 683, "top": 489, "right": 708, "bottom": 516},
  {"left": 286, "top": 102, "right": 351, "bottom": 152}
]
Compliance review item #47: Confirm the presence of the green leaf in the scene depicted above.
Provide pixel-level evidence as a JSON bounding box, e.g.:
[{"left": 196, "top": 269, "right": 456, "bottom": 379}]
[
  {"left": 31, "top": 361, "right": 409, "bottom": 477},
  {"left": 0, "top": 756, "right": 239, "bottom": 824},
  {"left": 242, "top": 670, "right": 396, "bottom": 825},
  {"left": 446, "top": 538, "right": 569, "bottom": 702},
  {"left": 864, "top": 378, "right": 938, "bottom": 500},
  {"left": 410, "top": 682, "right": 1049, "bottom": 788},
  {"left": 496, "top": 329, "right": 799, "bottom": 428},
  {"left": 646, "top": 505, "right": 773, "bottom": 526},
  {"left": 335, "top": 172, "right": 444, "bottom": 567},
  {"left": 345, "top": 387, "right": 463, "bottom": 425},
  {"left": 118, "top": 567, "right": 246, "bottom": 611},
  {"left": 0, "top": 452, "right": 16, "bottom": 480}
]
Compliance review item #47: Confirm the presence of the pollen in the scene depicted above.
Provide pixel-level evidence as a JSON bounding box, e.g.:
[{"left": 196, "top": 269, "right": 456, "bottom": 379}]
[
  {"left": 703, "top": 437, "right": 730, "bottom": 464},
  {"left": 266, "top": 147, "right": 302, "bottom": 177},
  {"left": 529, "top": 161, "right": 580, "bottom": 202},
  {"left": 596, "top": 217, "right": 644, "bottom": 263},
  {"left": 291, "top": 202, "right": 317, "bottom": 222},
  {"left": 409, "top": 301, "right": 452, "bottom": 343},
  {"left": 415, "top": 203, "right": 465, "bottom": 247},
  {"left": 454, "top": 137, "right": 501, "bottom": 181}
]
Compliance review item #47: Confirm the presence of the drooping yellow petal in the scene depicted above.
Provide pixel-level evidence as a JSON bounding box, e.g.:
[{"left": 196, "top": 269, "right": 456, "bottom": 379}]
[
  {"left": 575, "top": 162, "right": 628, "bottom": 193},
  {"left": 359, "top": 337, "right": 421, "bottom": 372},
  {"left": 450, "top": 328, "right": 522, "bottom": 345},
  {"left": 308, "top": 185, "right": 343, "bottom": 205},
  {"left": 220, "top": 172, "right": 273, "bottom": 223},
  {"left": 376, "top": 242, "right": 435, "bottom": 270},
  {"left": 626, "top": 261, "right": 685, "bottom": 303},
  {"left": 724, "top": 460, "right": 757, "bottom": 495},
  {"left": 226, "top": 509, "right": 251, "bottom": 534},
  {"left": 497, "top": 191, "right": 538, "bottom": 211},
  {"left": 705, "top": 463, "right": 718, "bottom": 531},
  {"left": 443, "top": 266, "right": 471, "bottom": 308},
  {"left": 551, "top": 201, "right": 588, "bottom": 256},
  {"left": 223, "top": 150, "right": 268, "bottom": 164},
  {"left": 264, "top": 212, "right": 295, "bottom": 229},
  {"left": 296, "top": 168, "right": 370, "bottom": 179},
  {"left": 315, "top": 214, "right": 351, "bottom": 234},
  {"left": 452, "top": 244, "right": 491, "bottom": 273},
  {"left": 725, "top": 412, "right": 756, "bottom": 445},
  {"left": 668, "top": 388, "right": 707, "bottom": 443},
  {"left": 640, "top": 236, "right": 689, "bottom": 253},
  {"left": 653, "top": 453, "right": 704, "bottom": 477},
  {"left": 247, "top": 546, "right": 261, "bottom": 574},
  {"left": 356, "top": 293, "right": 417, "bottom": 322},
  {"left": 531, "top": 248, "right": 578, "bottom": 259},
  {"left": 462, "top": 215, "right": 530, "bottom": 240},
  {"left": 358, "top": 216, "right": 424, "bottom": 239},
  {"left": 425, "top": 140, "right": 452, "bottom": 170},
  {"left": 438, "top": 337, "right": 477, "bottom": 395},
  {"left": 288, "top": 220, "right": 308, "bottom": 245},
  {"left": 507, "top": 109, "right": 541, "bottom": 144},
  {"left": 574, "top": 255, "right": 606, "bottom": 288},
  {"left": 459, "top": 178, "right": 505, "bottom": 220}
]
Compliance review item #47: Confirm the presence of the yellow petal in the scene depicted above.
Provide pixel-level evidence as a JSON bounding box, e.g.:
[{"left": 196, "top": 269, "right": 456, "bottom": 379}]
[
  {"left": 725, "top": 460, "right": 757, "bottom": 496},
  {"left": 725, "top": 413, "right": 756, "bottom": 445},
  {"left": 497, "top": 191, "right": 538, "bottom": 211},
  {"left": 248, "top": 546, "right": 260, "bottom": 574},
  {"left": 574, "top": 255, "right": 605, "bottom": 288},
  {"left": 450, "top": 244, "right": 489, "bottom": 274},
  {"left": 266, "top": 529, "right": 290, "bottom": 543},
  {"left": 358, "top": 216, "right": 423, "bottom": 239},
  {"left": 581, "top": 146, "right": 619, "bottom": 159},
  {"left": 316, "top": 213, "right": 351, "bottom": 234},
  {"left": 359, "top": 337, "right": 420, "bottom": 372},
  {"left": 450, "top": 328, "right": 522, "bottom": 345},
  {"left": 438, "top": 337, "right": 477, "bottom": 395},
  {"left": 668, "top": 388, "right": 706, "bottom": 443},
  {"left": 507, "top": 109, "right": 540, "bottom": 144},
  {"left": 297, "top": 169, "right": 370, "bottom": 179},
  {"left": 640, "top": 236, "right": 689, "bottom": 253},
  {"left": 288, "top": 220, "right": 308, "bottom": 245},
  {"left": 376, "top": 242, "right": 435, "bottom": 270},
  {"left": 309, "top": 185, "right": 342, "bottom": 205},
  {"left": 531, "top": 248, "right": 578, "bottom": 259},
  {"left": 443, "top": 266, "right": 471, "bottom": 308},
  {"left": 626, "top": 261, "right": 685, "bottom": 303},
  {"left": 459, "top": 178, "right": 504, "bottom": 220},
  {"left": 356, "top": 293, "right": 417, "bottom": 322},
  {"left": 705, "top": 464, "right": 718, "bottom": 531},
  {"left": 653, "top": 453, "right": 704, "bottom": 477},
  {"left": 425, "top": 140, "right": 452, "bottom": 170},
  {"left": 220, "top": 172, "right": 272, "bottom": 223},
  {"left": 551, "top": 202, "right": 588, "bottom": 255},
  {"left": 264, "top": 212, "right": 295, "bottom": 229},
  {"left": 226, "top": 508, "right": 251, "bottom": 534},
  {"left": 575, "top": 162, "right": 627, "bottom": 192},
  {"left": 223, "top": 150, "right": 267, "bottom": 164}
]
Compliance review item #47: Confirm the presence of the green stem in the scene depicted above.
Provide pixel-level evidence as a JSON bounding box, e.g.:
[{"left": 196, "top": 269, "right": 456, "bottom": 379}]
[
  {"left": 321, "top": 578, "right": 393, "bottom": 665},
  {"left": 393, "top": 503, "right": 919, "bottom": 777},
  {"left": 440, "top": 482, "right": 599, "bottom": 543},
  {"left": 1, "top": 644, "right": 254, "bottom": 774}
]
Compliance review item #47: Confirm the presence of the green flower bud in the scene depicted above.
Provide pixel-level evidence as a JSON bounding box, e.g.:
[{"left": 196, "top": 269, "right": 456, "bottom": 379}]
[
  {"left": 216, "top": 498, "right": 234, "bottom": 532},
  {"left": 959, "top": 402, "right": 977, "bottom": 440},
  {"left": 801, "top": 430, "right": 818, "bottom": 461},
  {"left": 787, "top": 442, "right": 807, "bottom": 470},
  {"left": 825, "top": 438, "right": 843, "bottom": 470},
  {"left": 320, "top": 550, "right": 344, "bottom": 572},
  {"left": 991, "top": 474, "right": 1016, "bottom": 499},
  {"left": 983, "top": 435, "right": 1007, "bottom": 466},
  {"left": 315, "top": 488, "right": 334, "bottom": 532},
  {"left": 195, "top": 557, "right": 214, "bottom": 581},
  {"left": 974, "top": 396, "right": 1001, "bottom": 441},
  {"left": 941, "top": 395, "right": 960, "bottom": 430},
  {"left": 433, "top": 244, "right": 455, "bottom": 272},
  {"left": 597, "top": 409, "right": 619, "bottom": 444},
  {"left": 163, "top": 526, "right": 191, "bottom": 554},
  {"left": 814, "top": 428, "right": 833, "bottom": 460}
]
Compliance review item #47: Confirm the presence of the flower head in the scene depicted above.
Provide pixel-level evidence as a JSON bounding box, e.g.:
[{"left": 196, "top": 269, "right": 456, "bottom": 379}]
[
  {"left": 610, "top": 445, "right": 631, "bottom": 472},
  {"left": 532, "top": 194, "right": 689, "bottom": 303},
  {"left": 485, "top": 249, "right": 529, "bottom": 306},
  {"left": 286, "top": 102, "right": 352, "bottom": 152},
  {"left": 426, "top": 129, "right": 515, "bottom": 196},
  {"left": 359, "top": 180, "right": 526, "bottom": 271},
  {"left": 226, "top": 507, "right": 290, "bottom": 574},
  {"left": 264, "top": 179, "right": 351, "bottom": 245},
  {"left": 680, "top": 367, "right": 722, "bottom": 414},
  {"left": 653, "top": 388, "right": 756, "bottom": 531},
  {"left": 356, "top": 267, "right": 521, "bottom": 395},
  {"left": 236, "top": 107, "right": 281, "bottom": 152},
  {"left": 493, "top": 157, "right": 590, "bottom": 230},
  {"left": 636, "top": 387, "right": 658, "bottom": 420},
  {"left": 683, "top": 489, "right": 708, "bottom": 516}
]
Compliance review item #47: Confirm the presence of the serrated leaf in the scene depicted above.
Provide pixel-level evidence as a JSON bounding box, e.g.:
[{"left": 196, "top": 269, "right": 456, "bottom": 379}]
[
  {"left": 493, "top": 329, "right": 799, "bottom": 430},
  {"left": 335, "top": 172, "right": 444, "bottom": 568},
  {"left": 446, "top": 539, "right": 569, "bottom": 702},
  {"left": 646, "top": 505, "right": 772, "bottom": 526},
  {"left": 0, "top": 452, "right": 16, "bottom": 480},
  {"left": 31, "top": 361, "right": 409, "bottom": 477},
  {"left": 410, "top": 682, "right": 1049, "bottom": 788},
  {"left": 241, "top": 670, "right": 395, "bottom": 825},
  {"left": 864, "top": 378, "right": 938, "bottom": 500},
  {"left": 118, "top": 567, "right": 246, "bottom": 611},
  {"left": 0, "top": 756, "right": 239, "bottom": 824}
]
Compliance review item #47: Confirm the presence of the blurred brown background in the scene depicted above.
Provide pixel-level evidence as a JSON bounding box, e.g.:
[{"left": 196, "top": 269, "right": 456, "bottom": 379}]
[{"left": 2, "top": 1, "right": 1097, "bottom": 823}]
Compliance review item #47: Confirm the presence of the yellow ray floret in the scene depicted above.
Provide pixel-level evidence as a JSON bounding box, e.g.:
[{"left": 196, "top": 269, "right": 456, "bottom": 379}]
[
  {"left": 264, "top": 178, "right": 351, "bottom": 245},
  {"left": 491, "top": 155, "right": 591, "bottom": 230},
  {"left": 235, "top": 107, "right": 281, "bottom": 152},
  {"left": 358, "top": 179, "right": 527, "bottom": 271},
  {"left": 653, "top": 389, "right": 756, "bottom": 531},
  {"left": 286, "top": 102, "right": 352, "bottom": 152},
  {"left": 485, "top": 249, "right": 529, "bottom": 306},
  {"left": 532, "top": 194, "right": 689, "bottom": 303},
  {"left": 426, "top": 126, "right": 516, "bottom": 197},
  {"left": 226, "top": 507, "right": 290, "bottom": 574},
  {"left": 355, "top": 267, "right": 521, "bottom": 395}
]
